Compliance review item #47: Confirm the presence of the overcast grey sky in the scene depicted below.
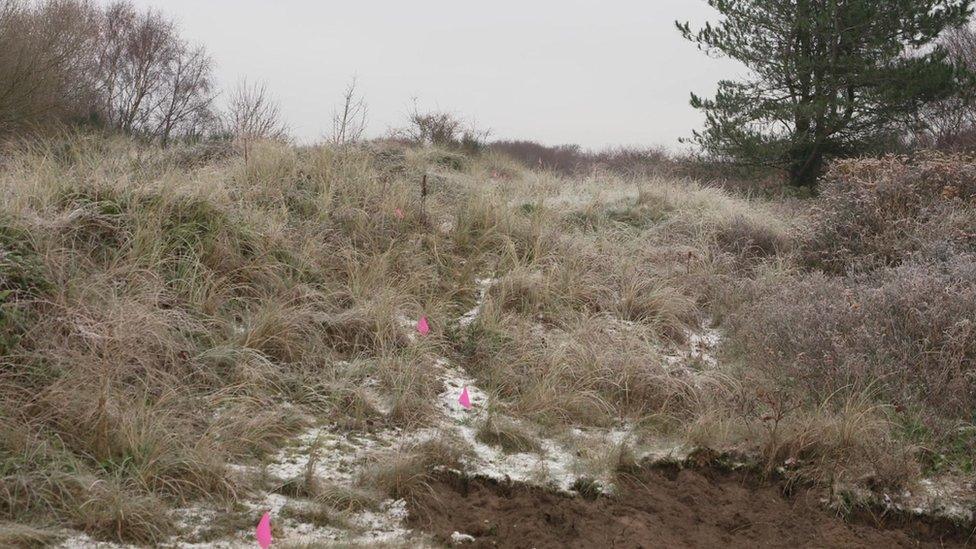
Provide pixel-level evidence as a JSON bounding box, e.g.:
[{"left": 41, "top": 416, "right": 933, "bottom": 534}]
[{"left": 124, "top": 0, "right": 743, "bottom": 149}]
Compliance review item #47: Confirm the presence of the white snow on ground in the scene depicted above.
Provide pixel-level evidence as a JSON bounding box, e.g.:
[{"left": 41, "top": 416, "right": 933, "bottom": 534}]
[
  {"left": 396, "top": 313, "right": 419, "bottom": 343},
  {"left": 450, "top": 531, "right": 476, "bottom": 544},
  {"left": 248, "top": 494, "right": 413, "bottom": 547},
  {"left": 159, "top": 350, "right": 621, "bottom": 547},
  {"left": 830, "top": 476, "right": 976, "bottom": 527},
  {"left": 57, "top": 534, "right": 127, "bottom": 549},
  {"left": 458, "top": 277, "right": 495, "bottom": 328},
  {"left": 664, "top": 318, "right": 721, "bottom": 371},
  {"left": 247, "top": 426, "right": 426, "bottom": 546},
  {"left": 433, "top": 358, "right": 582, "bottom": 492},
  {"left": 688, "top": 323, "right": 721, "bottom": 368},
  {"left": 266, "top": 426, "right": 386, "bottom": 486},
  {"left": 902, "top": 477, "right": 976, "bottom": 522}
]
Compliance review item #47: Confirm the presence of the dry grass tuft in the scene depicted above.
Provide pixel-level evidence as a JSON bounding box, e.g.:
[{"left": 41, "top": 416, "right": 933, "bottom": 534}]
[
  {"left": 475, "top": 415, "right": 542, "bottom": 454},
  {"left": 359, "top": 437, "right": 468, "bottom": 509},
  {"left": 0, "top": 522, "right": 62, "bottom": 548},
  {"left": 314, "top": 483, "right": 382, "bottom": 513},
  {"left": 280, "top": 502, "right": 349, "bottom": 529}
]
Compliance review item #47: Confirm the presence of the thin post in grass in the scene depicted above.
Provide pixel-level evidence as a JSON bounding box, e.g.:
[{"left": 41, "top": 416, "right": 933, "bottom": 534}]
[
  {"left": 94, "top": 375, "right": 111, "bottom": 462},
  {"left": 421, "top": 174, "right": 429, "bottom": 227}
]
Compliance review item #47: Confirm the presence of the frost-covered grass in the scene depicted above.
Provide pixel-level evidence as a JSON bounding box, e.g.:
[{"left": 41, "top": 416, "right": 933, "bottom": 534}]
[{"left": 1, "top": 135, "right": 971, "bottom": 545}]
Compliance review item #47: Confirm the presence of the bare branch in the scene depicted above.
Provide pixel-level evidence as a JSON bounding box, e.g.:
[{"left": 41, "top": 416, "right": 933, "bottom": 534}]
[
  {"left": 223, "top": 77, "right": 288, "bottom": 142},
  {"left": 330, "top": 76, "right": 367, "bottom": 146}
]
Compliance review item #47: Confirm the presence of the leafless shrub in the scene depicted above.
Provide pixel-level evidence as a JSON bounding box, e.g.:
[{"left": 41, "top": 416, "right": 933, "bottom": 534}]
[
  {"left": 222, "top": 78, "right": 288, "bottom": 164},
  {"left": 914, "top": 24, "right": 976, "bottom": 151},
  {"left": 90, "top": 1, "right": 217, "bottom": 143},
  {"left": 406, "top": 110, "right": 461, "bottom": 146},
  {"left": 96, "top": 2, "right": 178, "bottom": 133},
  {"left": 223, "top": 78, "right": 288, "bottom": 142},
  {"left": 330, "top": 77, "right": 367, "bottom": 146},
  {"left": 489, "top": 140, "right": 588, "bottom": 175},
  {"left": 393, "top": 102, "right": 489, "bottom": 152},
  {"left": 150, "top": 43, "right": 216, "bottom": 145},
  {"left": 0, "top": 0, "right": 216, "bottom": 143},
  {"left": 725, "top": 258, "right": 976, "bottom": 426},
  {"left": 0, "top": 0, "right": 100, "bottom": 135}
]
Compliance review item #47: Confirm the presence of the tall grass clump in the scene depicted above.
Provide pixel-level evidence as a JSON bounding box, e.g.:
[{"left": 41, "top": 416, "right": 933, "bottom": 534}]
[{"left": 0, "top": 134, "right": 468, "bottom": 541}]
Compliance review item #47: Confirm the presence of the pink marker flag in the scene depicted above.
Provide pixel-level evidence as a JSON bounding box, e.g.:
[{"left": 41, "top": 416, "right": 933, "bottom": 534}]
[
  {"left": 459, "top": 386, "right": 472, "bottom": 409},
  {"left": 417, "top": 315, "right": 430, "bottom": 336},
  {"left": 394, "top": 207, "right": 405, "bottom": 219},
  {"left": 256, "top": 511, "right": 272, "bottom": 549}
]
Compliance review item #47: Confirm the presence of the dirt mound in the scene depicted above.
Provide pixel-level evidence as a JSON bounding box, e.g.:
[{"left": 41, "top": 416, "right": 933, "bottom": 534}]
[{"left": 409, "top": 465, "right": 971, "bottom": 548}]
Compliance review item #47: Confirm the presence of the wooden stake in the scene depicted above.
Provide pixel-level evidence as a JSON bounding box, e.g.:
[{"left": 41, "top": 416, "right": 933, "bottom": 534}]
[{"left": 421, "top": 174, "right": 428, "bottom": 226}]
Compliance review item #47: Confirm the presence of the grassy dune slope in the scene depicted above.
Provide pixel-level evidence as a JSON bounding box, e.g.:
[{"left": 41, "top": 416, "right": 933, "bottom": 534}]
[{"left": 0, "top": 136, "right": 970, "bottom": 545}]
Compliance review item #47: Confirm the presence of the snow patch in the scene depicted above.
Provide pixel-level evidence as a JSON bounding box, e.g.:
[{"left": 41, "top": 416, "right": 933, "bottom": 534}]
[
  {"left": 451, "top": 531, "right": 477, "bottom": 544},
  {"left": 663, "top": 318, "right": 722, "bottom": 371},
  {"left": 49, "top": 290, "right": 755, "bottom": 548},
  {"left": 396, "top": 313, "right": 419, "bottom": 342},
  {"left": 458, "top": 277, "right": 495, "bottom": 328},
  {"left": 688, "top": 323, "right": 721, "bottom": 368},
  {"left": 901, "top": 477, "right": 975, "bottom": 522},
  {"left": 56, "top": 534, "right": 128, "bottom": 549}
]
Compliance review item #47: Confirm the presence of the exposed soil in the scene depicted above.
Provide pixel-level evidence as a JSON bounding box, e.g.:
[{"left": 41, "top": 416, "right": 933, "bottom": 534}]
[{"left": 409, "top": 463, "right": 974, "bottom": 548}]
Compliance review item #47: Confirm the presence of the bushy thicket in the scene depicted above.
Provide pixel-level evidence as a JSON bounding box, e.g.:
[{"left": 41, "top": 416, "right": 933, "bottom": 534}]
[
  {"left": 805, "top": 153, "right": 976, "bottom": 274},
  {"left": 0, "top": 0, "right": 215, "bottom": 142},
  {"left": 725, "top": 154, "right": 976, "bottom": 451},
  {"left": 727, "top": 261, "right": 976, "bottom": 419}
]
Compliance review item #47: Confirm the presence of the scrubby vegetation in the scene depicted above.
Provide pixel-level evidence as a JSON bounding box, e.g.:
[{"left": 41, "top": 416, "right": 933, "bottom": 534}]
[
  {"left": 488, "top": 140, "right": 781, "bottom": 194},
  {"left": 0, "top": 133, "right": 972, "bottom": 544},
  {"left": 722, "top": 153, "right": 976, "bottom": 475},
  {"left": 3, "top": 1, "right": 976, "bottom": 546}
]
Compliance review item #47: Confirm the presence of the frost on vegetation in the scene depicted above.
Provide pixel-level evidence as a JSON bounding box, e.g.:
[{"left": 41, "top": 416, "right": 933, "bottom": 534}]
[
  {"left": 47, "top": 174, "right": 976, "bottom": 547},
  {"left": 52, "top": 283, "right": 898, "bottom": 549}
]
